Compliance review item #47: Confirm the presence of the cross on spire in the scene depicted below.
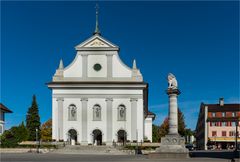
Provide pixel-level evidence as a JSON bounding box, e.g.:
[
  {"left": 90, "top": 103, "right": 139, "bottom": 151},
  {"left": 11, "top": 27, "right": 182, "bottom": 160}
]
[{"left": 93, "top": 3, "right": 101, "bottom": 35}]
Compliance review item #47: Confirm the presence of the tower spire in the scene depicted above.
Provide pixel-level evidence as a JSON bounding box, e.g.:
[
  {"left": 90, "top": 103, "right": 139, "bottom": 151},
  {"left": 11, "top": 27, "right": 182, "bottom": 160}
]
[
  {"left": 133, "top": 59, "right": 137, "bottom": 69},
  {"left": 58, "top": 59, "right": 64, "bottom": 69},
  {"left": 93, "top": 3, "right": 101, "bottom": 35}
]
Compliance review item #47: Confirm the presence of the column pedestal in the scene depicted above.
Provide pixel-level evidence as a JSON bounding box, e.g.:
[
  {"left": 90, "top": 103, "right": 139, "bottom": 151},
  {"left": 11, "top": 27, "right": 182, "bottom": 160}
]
[{"left": 149, "top": 88, "right": 189, "bottom": 159}]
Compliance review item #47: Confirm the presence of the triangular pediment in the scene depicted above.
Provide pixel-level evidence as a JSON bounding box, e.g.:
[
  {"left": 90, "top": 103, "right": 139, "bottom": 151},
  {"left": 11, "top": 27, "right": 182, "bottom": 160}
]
[{"left": 75, "top": 35, "right": 119, "bottom": 50}]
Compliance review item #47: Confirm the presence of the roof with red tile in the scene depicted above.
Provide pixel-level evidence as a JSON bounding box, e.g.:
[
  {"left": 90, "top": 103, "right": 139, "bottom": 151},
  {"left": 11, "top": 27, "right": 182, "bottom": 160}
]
[{"left": 203, "top": 103, "right": 240, "bottom": 112}]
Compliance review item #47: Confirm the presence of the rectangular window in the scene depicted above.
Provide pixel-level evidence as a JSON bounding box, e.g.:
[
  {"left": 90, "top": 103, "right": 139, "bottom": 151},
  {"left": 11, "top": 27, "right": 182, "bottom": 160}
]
[
  {"left": 229, "top": 131, "right": 234, "bottom": 137},
  {"left": 212, "top": 131, "right": 217, "bottom": 137},
  {"left": 232, "top": 122, "right": 236, "bottom": 126},
  {"left": 212, "top": 112, "right": 216, "bottom": 117},
  {"left": 222, "top": 131, "right": 227, "bottom": 137},
  {"left": 222, "top": 112, "right": 226, "bottom": 117},
  {"left": 222, "top": 122, "right": 226, "bottom": 127},
  {"left": 232, "top": 112, "right": 236, "bottom": 117},
  {"left": 212, "top": 122, "right": 217, "bottom": 127}
]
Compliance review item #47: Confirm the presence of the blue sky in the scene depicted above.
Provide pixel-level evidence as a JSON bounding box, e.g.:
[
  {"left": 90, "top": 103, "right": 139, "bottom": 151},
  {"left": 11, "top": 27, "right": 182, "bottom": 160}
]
[{"left": 1, "top": 1, "right": 239, "bottom": 130}]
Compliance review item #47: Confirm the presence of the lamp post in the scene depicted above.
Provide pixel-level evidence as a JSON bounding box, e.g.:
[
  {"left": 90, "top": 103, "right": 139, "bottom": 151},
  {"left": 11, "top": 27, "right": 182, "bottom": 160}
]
[
  {"left": 35, "top": 128, "right": 39, "bottom": 153},
  {"left": 214, "top": 135, "right": 217, "bottom": 150},
  {"left": 231, "top": 120, "right": 239, "bottom": 162},
  {"left": 235, "top": 120, "right": 238, "bottom": 152}
]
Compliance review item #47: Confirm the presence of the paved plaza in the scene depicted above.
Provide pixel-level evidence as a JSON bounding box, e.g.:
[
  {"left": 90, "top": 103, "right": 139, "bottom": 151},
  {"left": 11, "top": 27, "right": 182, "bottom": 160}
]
[{"left": 1, "top": 153, "right": 236, "bottom": 162}]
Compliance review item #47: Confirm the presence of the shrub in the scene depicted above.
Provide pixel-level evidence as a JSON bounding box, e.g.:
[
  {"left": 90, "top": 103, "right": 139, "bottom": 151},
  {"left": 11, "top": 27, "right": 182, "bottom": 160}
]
[{"left": 0, "top": 122, "right": 29, "bottom": 148}]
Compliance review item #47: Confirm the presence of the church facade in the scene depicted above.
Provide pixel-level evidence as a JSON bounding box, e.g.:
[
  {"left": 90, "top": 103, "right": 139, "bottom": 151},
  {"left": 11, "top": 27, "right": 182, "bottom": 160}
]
[{"left": 47, "top": 28, "right": 154, "bottom": 145}]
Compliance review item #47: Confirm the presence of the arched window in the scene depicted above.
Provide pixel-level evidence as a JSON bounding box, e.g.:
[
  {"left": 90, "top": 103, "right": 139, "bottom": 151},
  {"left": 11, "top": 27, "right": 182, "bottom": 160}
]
[
  {"left": 93, "top": 104, "right": 101, "bottom": 121},
  {"left": 68, "top": 104, "right": 77, "bottom": 121},
  {"left": 118, "top": 105, "right": 126, "bottom": 121}
]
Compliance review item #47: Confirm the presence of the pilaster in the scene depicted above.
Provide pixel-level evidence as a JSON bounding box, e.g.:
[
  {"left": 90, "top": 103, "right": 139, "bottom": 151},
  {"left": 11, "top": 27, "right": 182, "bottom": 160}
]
[
  {"left": 130, "top": 98, "right": 138, "bottom": 141},
  {"left": 57, "top": 97, "right": 64, "bottom": 141},
  {"left": 106, "top": 54, "right": 113, "bottom": 79},
  {"left": 106, "top": 98, "right": 113, "bottom": 145},
  {"left": 81, "top": 98, "right": 88, "bottom": 145},
  {"left": 82, "top": 55, "right": 88, "bottom": 79}
]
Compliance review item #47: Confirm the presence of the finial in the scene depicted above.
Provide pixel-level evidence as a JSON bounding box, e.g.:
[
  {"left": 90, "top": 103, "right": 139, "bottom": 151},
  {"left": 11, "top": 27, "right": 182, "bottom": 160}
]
[
  {"left": 93, "top": 3, "right": 101, "bottom": 35},
  {"left": 58, "top": 59, "right": 64, "bottom": 69},
  {"left": 133, "top": 59, "right": 137, "bottom": 69}
]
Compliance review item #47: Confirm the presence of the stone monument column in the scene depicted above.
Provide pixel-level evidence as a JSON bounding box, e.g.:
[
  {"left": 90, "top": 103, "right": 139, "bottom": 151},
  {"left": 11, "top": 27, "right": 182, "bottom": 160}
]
[
  {"left": 167, "top": 89, "right": 180, "bottom": 135},
  {"left": 149, "top": 73, "right": 188, "bottom": 159}
]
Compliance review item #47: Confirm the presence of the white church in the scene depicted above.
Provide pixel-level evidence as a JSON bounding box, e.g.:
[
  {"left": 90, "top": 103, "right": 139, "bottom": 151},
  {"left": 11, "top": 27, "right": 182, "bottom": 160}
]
[{"left": 47, "top": 10, "right": 155, "bottom": 145}]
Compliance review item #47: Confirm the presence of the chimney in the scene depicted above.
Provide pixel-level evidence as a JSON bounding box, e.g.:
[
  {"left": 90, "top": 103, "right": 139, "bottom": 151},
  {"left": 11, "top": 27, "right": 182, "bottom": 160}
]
[{"left": 219, "top": 98, "right": 224, "bottom": 106}]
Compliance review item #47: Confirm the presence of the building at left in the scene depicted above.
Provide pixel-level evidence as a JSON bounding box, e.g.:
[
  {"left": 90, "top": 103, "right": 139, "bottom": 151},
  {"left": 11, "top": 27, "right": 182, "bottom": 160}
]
[{"left": 0, "top": 103, "right": 13, "bottom": 135}]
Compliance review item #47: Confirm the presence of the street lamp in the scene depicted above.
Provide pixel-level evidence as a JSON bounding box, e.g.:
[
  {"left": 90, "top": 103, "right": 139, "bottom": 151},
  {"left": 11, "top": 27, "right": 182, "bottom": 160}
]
[
  {"left": 231, "top": 120, "right": 239, "bottom": 162},
  {"left": 36, "top": 128, "right": 40, "bottom": 153},
  {"left": 234, "top": 120, "right": 238, "bottom": 152},
  {"left": 214, "top": 135, "right": 217, "bottom": 150}
]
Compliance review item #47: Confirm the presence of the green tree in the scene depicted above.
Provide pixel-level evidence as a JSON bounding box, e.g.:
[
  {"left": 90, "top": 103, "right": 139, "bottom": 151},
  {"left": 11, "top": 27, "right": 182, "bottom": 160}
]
[
  {"left": 152, "top": 124, "right": 160, "bottom": 142},
  {"left": 185, "top": 128, "right": 194, "bottom": 136},
  {"left": 26, "top": 95, "right": 41, "bottom": 141},
  {"left": 0, "top": 122, "right": 29, "bottom": 147},
  {"left": 41, "top": 119, "right": 52, "bottom": 141}
]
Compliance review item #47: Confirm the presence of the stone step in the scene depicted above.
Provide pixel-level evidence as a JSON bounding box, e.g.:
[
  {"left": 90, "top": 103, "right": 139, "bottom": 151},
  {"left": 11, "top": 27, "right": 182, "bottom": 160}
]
[{"left": 52, "top": 145, "right": 128, "bottom": 155}]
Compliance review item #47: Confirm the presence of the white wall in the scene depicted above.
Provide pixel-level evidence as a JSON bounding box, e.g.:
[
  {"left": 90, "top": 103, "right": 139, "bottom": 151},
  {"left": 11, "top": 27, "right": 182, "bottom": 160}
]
[
  {"left": 112, "top": 55, "right": 132, "bottom": 78},
  {"left": 53, "top": 89, "right": 143, "bottom": 95},
  {"left": 137, "top": 99, "right": 144, "bottom": 142},
  {"left": 52, "top": 99, "right": 58, "bottom": 140},
  {"left": 87, "top": 98, "right": 107, "bottom": 143},
  {"left": 144, "top": 118, "right": 153, "bottom": 142},
  {"left": 112, "top": 98, "right": 132, "bottom": 141},
  {"left": 64, "top": 54, "right": 82, "bottom": 78},
  {"left": 88, "top": 55, "right": 107, "bottom": 77},
  {"left": 52, "top": 88, "right": 146, "bottom": 143},
  {"left": 62, "top": 98, "right": 82, "bottom": 142}
]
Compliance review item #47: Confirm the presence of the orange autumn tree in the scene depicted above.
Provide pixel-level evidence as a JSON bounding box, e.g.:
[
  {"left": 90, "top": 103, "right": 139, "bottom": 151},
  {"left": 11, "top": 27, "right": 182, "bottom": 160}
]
[
  {"left": 159, "top": 108, "right": 186, "bottom": 138},
  {"left": 159, "top": 118, "right": 169, "bottom": 138},
  {"left": 41, "top": 119, "right": 52, "bottom": 141}
]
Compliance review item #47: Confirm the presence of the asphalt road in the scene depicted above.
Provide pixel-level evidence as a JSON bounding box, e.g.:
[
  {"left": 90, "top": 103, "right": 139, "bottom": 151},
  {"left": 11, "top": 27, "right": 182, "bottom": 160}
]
[{"left": 0, "top": 153, "right": 234, "bottom": 162}]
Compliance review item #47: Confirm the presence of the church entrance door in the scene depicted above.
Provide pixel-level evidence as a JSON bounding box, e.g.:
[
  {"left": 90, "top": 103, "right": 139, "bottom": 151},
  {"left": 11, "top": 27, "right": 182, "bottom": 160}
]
[
  {"left": 92, "top": 129, "right": 102, "bottom": 145},
  {"left": 68, "top": 129, "right": 77, "bottom": 145},
  {"left": 117, "top": 130, "right": 127, "bottom": 144}
]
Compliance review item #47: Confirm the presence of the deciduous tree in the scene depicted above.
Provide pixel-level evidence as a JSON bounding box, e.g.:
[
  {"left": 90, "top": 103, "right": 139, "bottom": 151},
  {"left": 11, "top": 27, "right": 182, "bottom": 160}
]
[
  {"left": 41, "top": 119, "right": 52, "bottom": 141},
  {"left": 158, "top": 108, "right": 187, "bottom": 137}
]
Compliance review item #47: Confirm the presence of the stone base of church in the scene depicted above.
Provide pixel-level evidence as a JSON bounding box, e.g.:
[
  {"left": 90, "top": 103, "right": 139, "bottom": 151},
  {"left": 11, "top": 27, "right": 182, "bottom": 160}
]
[
  {"left": 106, "top": 141, "right": 113, "bottom": 146},
  {"left": 80, "top": 141, "right": 88, "bottom": 146},
  {"left": 149, "top": 134, "right": 189, "bottom": 159}
]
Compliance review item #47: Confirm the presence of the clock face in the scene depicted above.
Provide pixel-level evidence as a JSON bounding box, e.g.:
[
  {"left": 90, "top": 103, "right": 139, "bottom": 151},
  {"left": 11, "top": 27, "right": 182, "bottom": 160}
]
[{"left": 93, "top": 63, "right": 102, "bottom": 71}]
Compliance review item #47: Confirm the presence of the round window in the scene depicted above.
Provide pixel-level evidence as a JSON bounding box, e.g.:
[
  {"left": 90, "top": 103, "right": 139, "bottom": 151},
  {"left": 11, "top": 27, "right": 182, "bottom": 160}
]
[{"left": 93, "top": 63, "right": 102, "bottom": 71}]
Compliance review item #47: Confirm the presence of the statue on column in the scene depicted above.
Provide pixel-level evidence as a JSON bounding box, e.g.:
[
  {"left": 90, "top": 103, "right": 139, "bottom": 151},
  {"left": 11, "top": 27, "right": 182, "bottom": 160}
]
[{"left": 167, "top": 73, "right": 178, "bottom": 89}]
